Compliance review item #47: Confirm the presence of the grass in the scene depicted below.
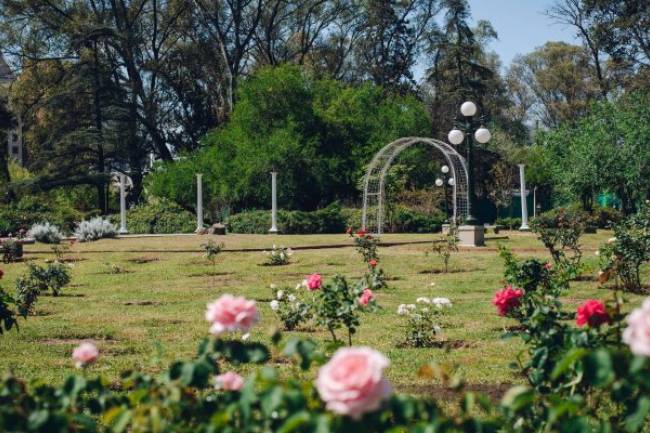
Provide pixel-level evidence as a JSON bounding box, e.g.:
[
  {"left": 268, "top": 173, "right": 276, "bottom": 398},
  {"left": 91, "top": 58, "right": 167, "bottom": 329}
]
[{"left": 1, "top": 230, "right": 647, "bottom": 394}]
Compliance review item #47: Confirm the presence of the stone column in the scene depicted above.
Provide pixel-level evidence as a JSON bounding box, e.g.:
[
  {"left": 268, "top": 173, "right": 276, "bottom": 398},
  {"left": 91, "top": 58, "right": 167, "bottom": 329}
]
[
  {"left": 518, "top": 164, "right": 530, "bottom": 231},
  {"left": 119, "top": 174, "right": 128, "bottom": 234},
  {"left": 269, "top": 171, "right": 278, "bottom": 234},
  {"left": 195, "top": 173, "right": 204, "bottom": 232}
]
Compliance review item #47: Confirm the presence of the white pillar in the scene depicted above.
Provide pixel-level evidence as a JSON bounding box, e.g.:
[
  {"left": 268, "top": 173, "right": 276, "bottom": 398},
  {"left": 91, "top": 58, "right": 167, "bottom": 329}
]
[
  {"left": 195, "top": 173, "right": 204, "bottom": 232},
  {"left": 119, "top": 174, "right": 128, "bottom": 234},
  {"left": 269, "top": 171, "right": 278, "bottom": 234},
  {"left": 518, "top": 164, "right": 530, "bottom": 231}
]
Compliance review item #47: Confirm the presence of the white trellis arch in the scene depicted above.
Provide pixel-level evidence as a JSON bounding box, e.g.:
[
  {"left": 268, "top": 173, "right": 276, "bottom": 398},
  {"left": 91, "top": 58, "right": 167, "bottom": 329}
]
[{"left": 361, "top": 137, "right": 469, "bottom": 234}]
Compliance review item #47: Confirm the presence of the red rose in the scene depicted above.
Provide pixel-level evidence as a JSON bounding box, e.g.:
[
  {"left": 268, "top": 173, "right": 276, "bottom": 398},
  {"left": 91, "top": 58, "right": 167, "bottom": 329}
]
[
  {"left": 576, "top": 299, "right": 609, "bottom": 327},
  {"left": 356, "top": 229, "right": 367, "bottom": 237},
  {"left": 346, "top": 227, "right": 353, "bottom": 235},
  {"left": 0, "top": 269, "right": 4, "bottom": 279},
  {"left": 492, "top": 285, "right": 524, "bottom": 316},
  {"left": 369, "top": 259, "right": 377, "bottom": 268}
]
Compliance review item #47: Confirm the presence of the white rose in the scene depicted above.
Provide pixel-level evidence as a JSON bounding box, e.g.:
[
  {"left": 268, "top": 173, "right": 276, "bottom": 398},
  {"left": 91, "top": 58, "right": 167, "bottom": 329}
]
[
  {"left": 270, "top": 284, "right": 277, "bottom": 290},
  {"left": 416, "top": 297, "right": 431, "bottom": 304},
  {"left": 432, "top": 325, "right": 442, "bottom": 333},
  {"left": 276, "top": 290, "right": 284, "bottom": 300},
  {"left": 270, "top": 300, "right": 280, "bottom": 311},
  {"left": 432, "top": 297, "right": 452, "bottom": 308},
  {"left": 397, "top": 304, "right": 409, "bottom": 315},
  {"left": 288, "top": 294, "right": 296, "bottom": 302}
]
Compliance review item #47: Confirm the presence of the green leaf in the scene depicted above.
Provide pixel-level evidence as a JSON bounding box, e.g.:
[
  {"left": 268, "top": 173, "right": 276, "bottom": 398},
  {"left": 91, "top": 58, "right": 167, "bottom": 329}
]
[
  {"left": 501, "top": 385, "right": 534, "bottom": 411},
  {"left": 277, "top": 411, "right": 311, "bottom": 433},
  {"left": 552, "top": 348, "right": 588, "bottom": 380},
  {"left": 583, "top": 349, "right": 614, "bottom": 386},
  {"left": 625, "top": 396, "right": 650, "bottom": 432}
]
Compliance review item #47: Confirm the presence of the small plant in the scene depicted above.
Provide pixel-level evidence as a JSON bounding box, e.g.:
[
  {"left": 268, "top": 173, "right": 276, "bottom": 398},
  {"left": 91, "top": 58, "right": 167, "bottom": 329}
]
[
  {"left": 398, "top": 297, "right": 451, "bottom": 347},
  {"left": 531, "top": 209, "right": 584, "bottom": 277},
  {"left": 312, "top": 274, "right": 377, "bottom": 346},
  {"left": 348, "top": 228, "right": 387, "bottom": 289},
  {"left": 263, "top": 245, "right": 293, "bottom": 266},
  {"left": 1, "top": 239, "right": 19, "bottom": 263},
  {"left": 103, "top": 263, "right": 125, "bottom": 274},
  {"left": 28, "top": 222, "right": 63, "bottom": 244},
  {"left": 202, "top": 240, "right": 225, "bottom": 278},
  {"left": 74, "top": 217, "right": 117, "bottom": 242},
  {"left": 0, "top": 269, "right": 37, "bottom": 334},
  {"left": 15, "top": 262, "right": 71, "bottom": 311},
  {"left": 429, "top": 227, "right": 459, "bottom": 273},
  {"left": 269, "top": 285, "right": 312, "bottom": 331},
  {"left": 50, "top": 243, "right": 71, "bottom": 261},
  {"left": 598, "top": 204, "right": 650, "bottom": 292}
]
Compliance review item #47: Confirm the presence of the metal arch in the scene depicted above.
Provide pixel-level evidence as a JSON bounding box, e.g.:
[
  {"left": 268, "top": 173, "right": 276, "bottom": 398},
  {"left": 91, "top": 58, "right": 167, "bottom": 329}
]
[{"left": 361, "top": 137, "right": 470, "bottom": 235}]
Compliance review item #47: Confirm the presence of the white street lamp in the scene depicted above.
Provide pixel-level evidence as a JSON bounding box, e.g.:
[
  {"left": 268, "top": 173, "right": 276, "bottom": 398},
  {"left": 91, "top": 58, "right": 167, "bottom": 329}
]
[
  {"left": 474, "top": 126, "right": 491, "bottom": 144},
  {"left": 460, "top": 101, "right": 477, "bottom": 117},
  {"left": 435, "top": 178, "right": 444, "bottom": 187},
  {"left": 441, "top": 165, "right": 449, "bottom": 174},
  {"left": 448, "top": 128, "right": 464, "bottom": 145}
]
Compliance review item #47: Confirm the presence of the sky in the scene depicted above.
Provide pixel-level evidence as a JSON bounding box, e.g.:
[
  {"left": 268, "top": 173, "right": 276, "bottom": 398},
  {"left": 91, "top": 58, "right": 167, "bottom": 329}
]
[{"left": 415, "top": 0, "right": 580, "bottom": 80}]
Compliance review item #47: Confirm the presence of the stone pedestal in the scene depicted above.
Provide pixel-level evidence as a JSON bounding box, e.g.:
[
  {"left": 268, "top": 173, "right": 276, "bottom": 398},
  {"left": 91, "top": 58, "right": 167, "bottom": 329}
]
[
  {"left": 442, "top": 224, "right": 451, "bottom": 234},
  {"left": 458, "top": 225, "right": 484, "bottom": 247}
]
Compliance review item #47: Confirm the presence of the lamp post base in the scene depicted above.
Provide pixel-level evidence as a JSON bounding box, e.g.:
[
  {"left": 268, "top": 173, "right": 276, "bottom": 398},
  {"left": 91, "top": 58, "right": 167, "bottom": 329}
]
[
  {"left": 518, "top": 224, "right": 530, "bottom": 232},
  {"left": 268, "top": 227, "right": 279, "bottom": 234},
  {"left": 458, "top": 225, "right": 484, "bottom": 247},
  {"left": 118, "top": 228, "right": 129, "bottom": 235}
]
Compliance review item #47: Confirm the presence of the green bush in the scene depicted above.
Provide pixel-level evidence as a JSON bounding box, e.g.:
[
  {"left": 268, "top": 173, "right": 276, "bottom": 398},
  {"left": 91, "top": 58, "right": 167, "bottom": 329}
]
[
  {"left": 535, "top": 204, "right": 622, "bottom": 230},
  {"left": 388, "top": 206, "right": 445, "bottom": 233},
  {"left": 0, "top": 195, "right": 85, "bottom": 235},
  {"left": 118, "top": 199, "right": 195, "bottom": 234},
  {"left": 227, "top": 204, "right": 443, "bottom": 234},
  {"left": 495, "top": 217, "right": 522, "bottom": 229}
]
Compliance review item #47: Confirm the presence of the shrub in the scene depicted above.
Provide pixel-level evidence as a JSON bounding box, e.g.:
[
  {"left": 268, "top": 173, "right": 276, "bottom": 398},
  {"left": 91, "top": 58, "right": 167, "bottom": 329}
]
[
  {"left": 0, "top": 195, "right": 85, "bottom": 236},
  {"left": 531, "top": 208, "right": 584, "bottom": 277},
  {"left": 16, "top": 262, "right": 71, "bottom": 298},
  {"left": 1, "top": 239, "right": 20, "bottom": 263},
  {"left": 120, "top": 199, "right": 195, "bottom": 234},
  {"left": 269, "top": 285, "right": 312, "bottom": 331},
  {"left": 74, "top": 217, "right": 117, "bottom": 242},
  {"left": 388, "top": 206, "right": 445, "bottom": 233},
  {"left": 27, "top": 222, "right": 63, "bottom": 244},
  {"left": 349, "top": 228, "right": 387, "bottom": 290},
  {"left": 398, "top": 297, "right": 451, "bottom": 347},
  {"left": 598, "top": 204, "right": 650, "bottom": 292},
  {"left": 263, "top": 245, "right": 293, "bottom": 266},
  {"left": 227, "top": 203, "right": 346, "bottom": 235},
  {"left": 495, "top": 217, "right": 522, "bottom": 230},
  {"left": 313, "top": 274, "right": 377, "bottom": 346},
  {"left": 429, "top": 227, "right": 459, "bottom": 273}
]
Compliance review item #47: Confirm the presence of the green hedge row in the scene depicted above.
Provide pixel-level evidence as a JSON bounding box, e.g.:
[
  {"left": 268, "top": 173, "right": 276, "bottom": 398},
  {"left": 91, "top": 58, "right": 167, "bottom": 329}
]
[
  {"left": 0, "top": 196, "right": 87, "bottom": 236},
  {"left": 110, "top": 199, "right": 196, "bottom": 234},
  {"left": 226, "top": 204, "right": 445, "bottom": 234}
]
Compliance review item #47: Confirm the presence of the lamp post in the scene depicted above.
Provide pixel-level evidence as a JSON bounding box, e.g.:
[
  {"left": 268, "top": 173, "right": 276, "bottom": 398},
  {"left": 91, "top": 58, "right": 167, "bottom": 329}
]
[
  {"left": 518, "top": 164, "right": 530, "bottom": 231},
  {"left": 447, "top": 101, "right": 491, "bottom": 226}
]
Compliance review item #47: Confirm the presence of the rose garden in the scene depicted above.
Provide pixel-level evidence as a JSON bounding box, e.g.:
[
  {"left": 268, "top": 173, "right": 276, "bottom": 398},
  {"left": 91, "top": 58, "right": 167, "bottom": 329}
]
[{"left": 1, "top": 0, "right": 650, "bottom": 431}]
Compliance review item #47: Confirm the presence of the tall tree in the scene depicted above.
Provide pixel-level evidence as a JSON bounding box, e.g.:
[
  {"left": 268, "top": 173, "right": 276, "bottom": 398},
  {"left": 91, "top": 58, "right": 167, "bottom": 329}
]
[{"left": 505, "top": 41, "right": 601, "bottom": 128}]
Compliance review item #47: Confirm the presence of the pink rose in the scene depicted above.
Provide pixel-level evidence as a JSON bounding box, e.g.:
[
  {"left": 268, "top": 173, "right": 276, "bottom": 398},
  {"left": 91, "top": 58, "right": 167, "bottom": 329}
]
[
  {"left": 205, "top": 294, "right": 259, "bottom": 335},
  {"left": 306, "top": 273, "right": 322, "bottom": 291},
  {"left": 623, "top": 298, "right": 650, "bottom": 356},
  {"left": 72, "top": 342, "right": 99, "bottom": 368},
  {"left": 576, "top": 299, "right": 609, "bottom": 327},
  {"left": 214, "top": 371, "right": 244, "bottom": 391},
  {"left": 492, "top": 285, "right": 524, "bottom": 316},
  {"left": 369, "top": 259, "right": 377, "bottom": 268},
  {"left": 316, "top": 347, "right": 392, "bottom": 419},
  {"left": 358, "top": 288, "right": 374, "bottom": 306},
  {"left": 543, "top": 262, "right": 552, "bottom": 270}
]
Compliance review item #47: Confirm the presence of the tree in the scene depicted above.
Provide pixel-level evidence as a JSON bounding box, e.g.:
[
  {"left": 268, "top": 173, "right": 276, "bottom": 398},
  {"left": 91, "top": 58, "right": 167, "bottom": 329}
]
[
  {"left": 487, "top": 160, "right": 514, "bottom": 219},
  {"left": 0, "top": 93, "right": 15, "bottom": 191},
  {"left": 146, "top": 65, "right": 431, "bottom": 214},
  {"left": 506, "top": 41, "right": 601, "bottom": 128},
  {"left": 539, "top": 91, "right": 650, "bottom": 214},
  {"left": 423, "top": 0, "right": 515, "bottom": 137}
]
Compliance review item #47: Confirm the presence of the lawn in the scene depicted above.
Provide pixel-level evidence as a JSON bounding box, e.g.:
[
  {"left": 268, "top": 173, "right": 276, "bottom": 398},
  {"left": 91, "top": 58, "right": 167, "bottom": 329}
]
[{"left": 1, "top": 230, "right": 646, "bottom": 396}]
